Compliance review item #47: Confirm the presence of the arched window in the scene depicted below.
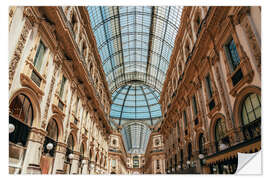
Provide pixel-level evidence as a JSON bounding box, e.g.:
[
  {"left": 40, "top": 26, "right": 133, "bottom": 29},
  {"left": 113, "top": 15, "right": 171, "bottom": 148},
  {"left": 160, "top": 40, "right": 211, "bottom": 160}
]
[
  {"left": 42, "top": 119, "right": 59, "bottom": 157},
  {"left": 241, "top": 93, "right": 261, "bottom": 125},
  {"left": 241, "top": 93, "right": 261, "bottom": 139},
  {"left": 67, "top": 134, "right": 74, "bottom": 151},
  {"left": 214, "top": 118, "right": 226, "bottom": 151},
  {"left": 9, "top": 94, "right": 33, "bottom": 146},
  {"left": 89, "top": 62, "right": 93, "bottom": 74},
  {"left": 65, "top": 134, "right": 74, "bottom": 163},
  {"left": 71, "top": 13, "right": 78, "bottom": 33},
  {"left": 46, "top": 119, "right": 58, "bottom": 141},
  {"left": 9, "top": 94, "right": 33, "bottom": 126},
  {"left": 64, "top": 134, "right": 75, "bottom": 174},
  {"left": 198, "top": 134, "right": 205, "bottom": 154},
  {"left": 80, "top": 144, "right": 84, "bottom": 158},
  {"left": 82, "top": 41, "right": 87, "bottom": 58}
]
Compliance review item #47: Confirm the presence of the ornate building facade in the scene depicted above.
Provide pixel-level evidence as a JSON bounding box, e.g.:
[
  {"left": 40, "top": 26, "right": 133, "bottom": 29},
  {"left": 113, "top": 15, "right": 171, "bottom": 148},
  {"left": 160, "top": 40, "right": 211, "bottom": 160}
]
[
  {"left": 8, "top": 6, "right": 260, "bottom": 174},
  {"left": 160, "top": 6, "right": 261, "bottom": 174}
]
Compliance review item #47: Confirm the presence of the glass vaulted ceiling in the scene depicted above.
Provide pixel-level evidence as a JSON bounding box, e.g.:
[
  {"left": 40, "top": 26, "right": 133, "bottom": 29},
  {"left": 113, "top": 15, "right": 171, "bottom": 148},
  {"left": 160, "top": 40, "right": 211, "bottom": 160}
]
[
  {"left": 87, "top": 6, "right": 183, "bottom": 92},
  {"left": 110, "top": 83, "right": 162, "bottom": 126},
  {"left": 87, "top": 6, "right": 183, "bottom": 154}
]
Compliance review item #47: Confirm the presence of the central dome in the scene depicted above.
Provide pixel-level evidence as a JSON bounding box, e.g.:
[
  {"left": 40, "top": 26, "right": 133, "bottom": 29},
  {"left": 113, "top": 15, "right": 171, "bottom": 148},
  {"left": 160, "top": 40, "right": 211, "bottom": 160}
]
[{"left": 110, "top": 83, "right": 162, "bottom": 127}]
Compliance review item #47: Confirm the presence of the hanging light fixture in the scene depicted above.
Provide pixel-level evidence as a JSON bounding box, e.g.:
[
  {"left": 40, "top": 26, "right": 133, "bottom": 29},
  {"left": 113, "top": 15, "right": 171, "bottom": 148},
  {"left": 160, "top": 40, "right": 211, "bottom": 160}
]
[
  {"left": 9, "top": 123, "right": 15, "bottom": 133},
  {"left": 46, "top": 143, "right": 54, "bottom": 150},
  {"left": 69, "top": 153, "right": 74, "bottom": 160},
  {"left": 198, "top": 154, "right": 204, "bottom": 159}
]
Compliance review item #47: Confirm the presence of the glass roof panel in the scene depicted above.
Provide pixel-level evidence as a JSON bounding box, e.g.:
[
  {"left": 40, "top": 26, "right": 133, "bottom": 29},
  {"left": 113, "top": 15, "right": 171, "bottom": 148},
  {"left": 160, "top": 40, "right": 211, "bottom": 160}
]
[
  {"left": 88, "top": 6, "right": 183, "bottom": 92},
  {"left": 121, "top": 122, "right": 151, "bottom": 154},
  {"left": 109, "top": 83, "right": 161, "bottom": 123},
  {"left": 87, "top": 6, "right": 183, "bottom": 154}
]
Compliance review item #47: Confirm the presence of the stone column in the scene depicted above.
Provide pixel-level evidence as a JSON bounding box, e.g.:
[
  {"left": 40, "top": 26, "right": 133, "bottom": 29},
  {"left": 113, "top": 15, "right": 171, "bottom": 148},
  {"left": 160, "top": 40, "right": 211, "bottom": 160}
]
[
  {"left": 81, "top": 157, "right": 89, "bottom": 174},
  {"left": 70, "top": 151, "right": 80, "bottom": 174},
  {"left": 52, "top": 142, "right": 67, "bottom": 174},
  {"left": 89, "top": 161, "right": 96, "bottom": 174},
  {"left": 21, "top": 128, "right": 46, "bottom": 174}
]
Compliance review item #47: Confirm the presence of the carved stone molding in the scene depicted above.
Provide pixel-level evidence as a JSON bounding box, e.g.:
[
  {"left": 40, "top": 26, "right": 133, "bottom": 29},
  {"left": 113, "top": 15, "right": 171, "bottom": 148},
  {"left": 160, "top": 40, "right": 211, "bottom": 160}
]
[
  {"left": 9, "top": 20, "right": 31, "bottom": 89},
  {"left": 241, "top": 15, "right": 261, "bottom": 73},
  {"left": 42, "top": 64, "right": 58, "bottom": 129},
  {"left": 214, "top": 64, "right": 234, "bottom": 131},
  {"left": 56, "top": 142, "right": 68, "bottom": 154},
  {"left": 9, "top": 7, "right": 16, "bottom": 30},
  {"left": 23, "top": 7, "right": 38, "bottom": 26},
  {"left": 28, "top": 127, "right": 47, "bottom": 144}
]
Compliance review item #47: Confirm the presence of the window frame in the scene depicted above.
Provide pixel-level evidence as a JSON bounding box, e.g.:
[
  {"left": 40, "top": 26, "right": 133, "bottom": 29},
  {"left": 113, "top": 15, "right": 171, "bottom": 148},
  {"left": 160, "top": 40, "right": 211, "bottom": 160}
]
[
  {"left": 224, "top": 37, "right": 241, "bottom": 72},
  {"left": 241, "top": 93, "right": 261, "bottom": 126},
  {"left": 59, "top": 75, "right": 67, "bottom": 99},
  {"left": 192, "top": 95, "right": 198, "bottom": 116},
  {"left": 205, "top": 74, "right": 213, "bottom": 99},
  {"left": 33, "top": 40, "right": 47, "bottom": 72}
]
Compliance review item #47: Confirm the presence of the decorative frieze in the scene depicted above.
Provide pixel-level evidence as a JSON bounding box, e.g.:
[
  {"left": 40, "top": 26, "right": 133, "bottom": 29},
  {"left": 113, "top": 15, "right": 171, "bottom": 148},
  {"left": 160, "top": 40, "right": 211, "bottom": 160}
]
[
  {"left": 28, "top": 127, "right": 47, "bottom": 144},
  {"left": 9, "top": 19, "right": 31, "bottom": 89},
  {"left": 240, "top": 15, "right": 261, "bottom": 73}
]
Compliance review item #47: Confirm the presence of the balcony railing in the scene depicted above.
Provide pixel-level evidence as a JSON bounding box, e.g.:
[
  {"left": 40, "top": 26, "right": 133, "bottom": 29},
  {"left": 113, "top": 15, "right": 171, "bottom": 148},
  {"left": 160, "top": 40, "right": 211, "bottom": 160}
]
[
  {"left": 231, "top": 68, "right": 243, "bottom": 86},
  {"left": 242, "top": 118, "right": 261, "bottom": 141},
  {"left": 31, "top": 70, "right": 42, "bottom": 87}
]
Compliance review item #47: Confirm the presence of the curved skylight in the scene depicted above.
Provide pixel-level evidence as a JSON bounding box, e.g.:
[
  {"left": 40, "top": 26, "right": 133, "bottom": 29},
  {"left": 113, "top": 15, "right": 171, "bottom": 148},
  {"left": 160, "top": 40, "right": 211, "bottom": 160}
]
[
  {"left": 121, "top": 122, "right": 151, "bottom": 154},
  {"left": 87, "top": 6, "right": 183, "bottom": 154},
  {"left": 87, "top": 6, "right": 183, "bottom": 92},
  {"left": 110, "top": 83, "right": 162, "bottom": 126}
]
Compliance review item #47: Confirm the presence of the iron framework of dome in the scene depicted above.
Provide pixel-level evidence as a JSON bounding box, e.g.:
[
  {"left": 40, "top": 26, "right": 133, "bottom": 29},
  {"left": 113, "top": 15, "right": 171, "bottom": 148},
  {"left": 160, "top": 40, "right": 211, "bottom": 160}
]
[
  {"left": 87, "top": 6, "right": 183, "bottom": 154},
  {"left": 110, "top": 83, "right": 162, "bottom": 126}
]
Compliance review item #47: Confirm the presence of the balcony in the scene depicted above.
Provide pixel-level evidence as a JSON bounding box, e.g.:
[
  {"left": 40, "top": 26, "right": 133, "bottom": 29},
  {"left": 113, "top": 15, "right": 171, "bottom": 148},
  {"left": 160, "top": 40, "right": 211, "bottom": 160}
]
[
  {"left": 227, "top": 58, "right": 254, "bottom": 96},
  {"left": 58, "top": 7, "right": 107, "bottom": 116},
  {"left": 242, "top": 118, "right": 261, "bottom": 141},
  {"left": 231, "top": 68, "right": 243, "bottom": 86},
  {"left": 20, "top": 59, "right": 45, "bottom": 98}
]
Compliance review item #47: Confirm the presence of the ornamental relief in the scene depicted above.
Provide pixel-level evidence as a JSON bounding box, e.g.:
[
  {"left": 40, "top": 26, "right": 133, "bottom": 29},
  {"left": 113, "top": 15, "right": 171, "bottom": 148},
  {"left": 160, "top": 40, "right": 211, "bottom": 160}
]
[
  {"left": 41, "top": 63, "right": 58, "bottom": 129},
  {"left": 9, "top": 7, "right": 16, "bottom": 31},
  {"left": 241, "top": 16, "right": 261, "bottom": 73},
  {"left": 214, "top": 64, "right": 234, "bottom": 132},
  {"left": 9, "top": 20, "right": 31, "bottom": 89}
]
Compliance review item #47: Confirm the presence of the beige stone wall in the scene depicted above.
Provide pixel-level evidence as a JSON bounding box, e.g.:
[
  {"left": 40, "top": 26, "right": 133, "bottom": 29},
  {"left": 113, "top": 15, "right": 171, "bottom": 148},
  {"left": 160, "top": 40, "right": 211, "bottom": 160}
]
[
  {"left": 159, "top": 6, "right": 261, "bottom": 174},
  {"left": 9, "top": 6, "right": 111, "bottom": 174}
]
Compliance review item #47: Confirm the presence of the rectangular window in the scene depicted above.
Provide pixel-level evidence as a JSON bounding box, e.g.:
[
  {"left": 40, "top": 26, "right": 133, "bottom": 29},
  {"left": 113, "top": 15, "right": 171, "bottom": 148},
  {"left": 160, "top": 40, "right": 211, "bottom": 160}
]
[
  {"left": 33, "top": 40, "right": 46, "bottom": 72},
  {"left": 157, "top": 160, "right": 160, "bottom": 169},
  {"left": 225, "top": 38, "right": 240, "bottom": 71},
  {"left": 192, "top": 96, "right": 198, "bottom": 116},
  {"left": 183, "top": 110, "right": 187, "bottom": 128},
  {"left": 205, "top": 74, "right": 213, "bottom": 98},
  {"left": 59, "top": 76, "right": 66, "bottom": 99}
]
